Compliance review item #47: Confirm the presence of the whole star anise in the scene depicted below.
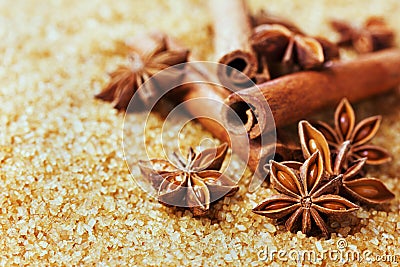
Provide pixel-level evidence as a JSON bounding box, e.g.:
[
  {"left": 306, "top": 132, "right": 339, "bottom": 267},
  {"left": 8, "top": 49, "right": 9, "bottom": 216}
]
[
  {"left": 138, "top": 143, "right": 239, "bottom": 216},
  {"left": 313, "top": 98, "right": 392, "bottom": 168},
  {"left": 299, "top": 120, "right": 395, "bottom": 205},
  {"left": 253, "top": 151, "right": 359, "bottom": 237},
  {"left": 330, "top": 17, "right": 394, "bottom": 53},
  {"left": 95, "top": 33, "right": 189, "bottom": 110}
]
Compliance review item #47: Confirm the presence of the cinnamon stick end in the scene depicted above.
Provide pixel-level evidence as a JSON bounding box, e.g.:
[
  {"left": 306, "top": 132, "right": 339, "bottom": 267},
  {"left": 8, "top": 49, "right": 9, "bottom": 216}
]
[
  {"left": 218, "top": 50, "right": 258, "bottom": 80},
  {"left": 221, "top": 91, "right": 270, "bottom": 139}
]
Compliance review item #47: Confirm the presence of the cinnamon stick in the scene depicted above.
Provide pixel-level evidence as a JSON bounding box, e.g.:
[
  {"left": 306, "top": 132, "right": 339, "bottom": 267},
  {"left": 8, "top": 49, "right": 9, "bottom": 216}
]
[
  {"left": 222, "top": 48, "right": 400, "bottom": 138},
  {"left": 168, "top": 64, "right": 299, "bottom": 180},
  {"left": 210, "top": 0, "right": 258, "bottom": 85}
]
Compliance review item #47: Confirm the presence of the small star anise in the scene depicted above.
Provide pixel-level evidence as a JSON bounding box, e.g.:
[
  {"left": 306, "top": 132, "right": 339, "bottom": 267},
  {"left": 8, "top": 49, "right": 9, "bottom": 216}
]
[
  {"left": 313, "top": 98, "right": 392, "bottom": 168},
  {"left": 138, "top": 143, "right": 239, "bottom": 216},
  {"left": 330, "top": 17, "right": 394, "bottom": 53},
  {"left": 299, "top": 120, "right": 395, "bottom": 205},
  {"left": 253, "top": 151, "right": 359, "bottom": 237},
  {"left": 95, "top": 33, "right": 189, "bottom": 110}
]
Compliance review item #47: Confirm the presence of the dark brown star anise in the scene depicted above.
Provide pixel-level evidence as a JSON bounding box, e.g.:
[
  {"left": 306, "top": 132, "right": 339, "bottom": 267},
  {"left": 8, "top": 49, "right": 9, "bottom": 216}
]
[
  {"left": 95, "top": 33, "right": 189, "bottom": 110},
  {"left": 250, "top": 24, "right": 294, "bottom": 80},
  {"left": 253, "top": 151, "right": 359, "bottom": 237},
  {"left": 250, "top": 22, "right": 339, "bottom": 81},
  {"left": 299, "top": 120, "right": 395, "bottom": 205},
  {"left": 330, "top": 17, "right": 394, "bottom": 53},
  {"left": 313, "top": 98, "right": 392, "bottom": 168},
  {"left": 138, "top": 143, "right": 239, "bottom": 216}
]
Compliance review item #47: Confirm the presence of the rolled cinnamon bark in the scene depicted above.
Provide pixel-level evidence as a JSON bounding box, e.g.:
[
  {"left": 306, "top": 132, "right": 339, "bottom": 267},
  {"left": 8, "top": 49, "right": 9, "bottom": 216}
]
[
  {"left": 168, "top": 64, "right": 298, "bottom": 177},
  {"left": 210, "top": 0, "right": 258, "bottom": 85},
  {"left": 222, "top": 48, "right": 400, "bottom": 137}
]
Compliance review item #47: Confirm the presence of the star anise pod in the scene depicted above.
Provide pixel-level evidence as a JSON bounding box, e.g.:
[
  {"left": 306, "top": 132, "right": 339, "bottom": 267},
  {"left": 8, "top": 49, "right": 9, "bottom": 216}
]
[
  {"left": 313, "top": 98, "right": 392, "bottom": 168},
  {"left": 250, "top": 24, "right": 295, "bottom": 80},
  {"left": 253, "top": 151, "right": 359, "bottom": 237},
  {"left": 299, "top": 120, "right": 395, "bottom": 205},
  {"left": 250, "top": 23, "right": 339, "bottom": 81},
  {"left": 330, "top": 17, "right": 394, "bottom": 53},
  {"left": 293, "top": 35, "right": 339, "bottom": 70},
  {"left": 138, "top": 143, "right": 239, "bottom": 216},
  {"left": 293, "top": 34, "right": 326, "bottom": 70},
  {"left": 95, "top": 33, "right": 189, "bottom": 110}
]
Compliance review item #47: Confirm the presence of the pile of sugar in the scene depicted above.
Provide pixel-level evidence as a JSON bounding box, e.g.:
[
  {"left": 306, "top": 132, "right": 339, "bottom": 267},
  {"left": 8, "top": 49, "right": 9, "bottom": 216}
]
[{"left": 0, "top": 0, "right": 399, "bottom": 265}]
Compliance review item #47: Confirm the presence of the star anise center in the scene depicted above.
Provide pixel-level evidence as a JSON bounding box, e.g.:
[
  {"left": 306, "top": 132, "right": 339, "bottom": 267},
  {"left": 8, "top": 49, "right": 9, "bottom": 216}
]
[
  {"left": 128, "top": 53, "right": 145, "bottom": 73},
  {"left": 301, "top": 196, "right": 312, "bottom": 209},
  {"left": 139, "top": 143, "right": 238, "bottom": 216}
]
